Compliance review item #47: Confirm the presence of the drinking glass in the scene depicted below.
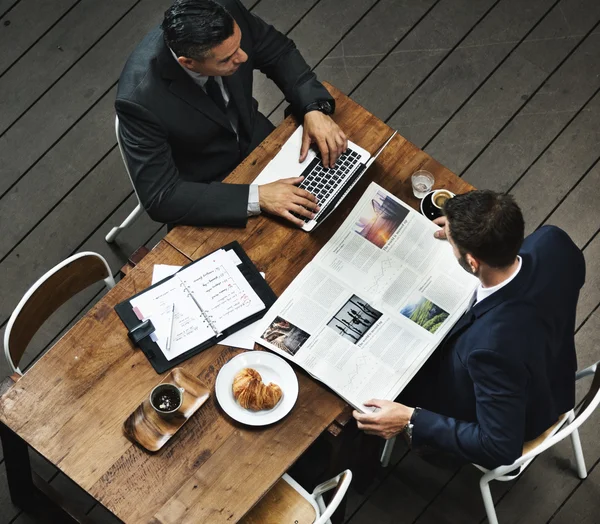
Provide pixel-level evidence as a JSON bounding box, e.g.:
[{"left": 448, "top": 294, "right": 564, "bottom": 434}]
[{"left": 411, "top": 170, "right": 434, "bottom": 199}]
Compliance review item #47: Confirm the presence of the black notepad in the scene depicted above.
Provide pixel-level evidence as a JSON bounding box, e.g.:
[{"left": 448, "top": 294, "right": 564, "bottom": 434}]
[{"left": 115, "top": 242, "right": 277, "bottom": 374}]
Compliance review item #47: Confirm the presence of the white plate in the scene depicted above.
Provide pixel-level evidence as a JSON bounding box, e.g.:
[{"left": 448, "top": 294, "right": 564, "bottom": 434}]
[{"left": 215, "top": 352, "right": 299, "bottom": 426}]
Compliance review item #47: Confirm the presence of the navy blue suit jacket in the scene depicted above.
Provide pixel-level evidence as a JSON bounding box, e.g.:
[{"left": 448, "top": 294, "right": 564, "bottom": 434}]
[{"left": 409, "top": 226, "right": 585, "bottom": 469}]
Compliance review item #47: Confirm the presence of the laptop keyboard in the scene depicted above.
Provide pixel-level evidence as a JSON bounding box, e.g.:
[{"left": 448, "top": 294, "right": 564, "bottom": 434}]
[{"left": 294, "top": 149, "right": 362, "bottom": 222}]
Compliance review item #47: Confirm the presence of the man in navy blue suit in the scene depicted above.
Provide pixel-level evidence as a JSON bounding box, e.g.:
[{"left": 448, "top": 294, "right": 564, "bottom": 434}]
[{"left": 354, "top": 190, "right": 585, "bottom": 469}]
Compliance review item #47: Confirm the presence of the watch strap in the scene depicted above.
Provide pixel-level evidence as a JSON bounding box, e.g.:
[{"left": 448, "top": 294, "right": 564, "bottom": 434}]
[{"left": 303, "top": 99, "right": 335, "bottom": 116}]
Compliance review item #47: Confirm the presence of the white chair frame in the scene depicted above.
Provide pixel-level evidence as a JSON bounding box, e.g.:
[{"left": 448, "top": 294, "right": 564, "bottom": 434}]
[
  {"left": 381, "top": 363, "right": 599, "bottom": 524},
  {"left": 3, "top": 252, "right": 115, "bottom": 374},
  {"left": 283, "top": 469, "right": 352, "bottom": 524},
  {"left": 477, "top": 362, "right": 597, "bottom": 524},
  {"left": 105, "top": 116, "right": 145, "bottom": 243}
]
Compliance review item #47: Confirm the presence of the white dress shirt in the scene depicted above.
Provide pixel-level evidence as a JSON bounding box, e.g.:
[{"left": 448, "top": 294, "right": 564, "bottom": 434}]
[
  {"left": 170, "top": 50, "right": 260, "bottom": 216},
  {"left": 475, "top": 256, "right": 522, "bottom": 304}
]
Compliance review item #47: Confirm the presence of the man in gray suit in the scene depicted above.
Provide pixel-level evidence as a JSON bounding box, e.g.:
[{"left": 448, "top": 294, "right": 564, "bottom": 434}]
[{"left": 116, "top": 0, "right": 348, "bottom": 228}]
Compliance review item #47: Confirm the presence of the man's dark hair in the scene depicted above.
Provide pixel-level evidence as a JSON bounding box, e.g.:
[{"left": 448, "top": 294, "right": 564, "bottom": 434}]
[
  {"left": 443, "top": 190, "right": 524, "bottom": 268},
  {"left": 162, "top": 0, "right": 235, "bottom": 60}
]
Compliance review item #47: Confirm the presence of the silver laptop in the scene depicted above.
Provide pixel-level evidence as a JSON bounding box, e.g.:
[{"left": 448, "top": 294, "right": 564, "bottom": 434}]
[{"left": 253, "top": 127, "right": 397, "bottom": 231}]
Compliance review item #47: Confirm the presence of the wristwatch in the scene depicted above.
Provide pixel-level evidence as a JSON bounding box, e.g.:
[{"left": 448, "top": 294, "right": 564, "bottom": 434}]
[
  {"left": 304, "top": 99, "right": 335, "bottom": 116},
  {"left": 403, "top": 407, "right": 421, "bottom": 446}
]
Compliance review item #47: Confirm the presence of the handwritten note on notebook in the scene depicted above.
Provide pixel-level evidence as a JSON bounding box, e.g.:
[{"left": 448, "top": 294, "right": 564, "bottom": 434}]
[
  {"left": 130, "top": 249, "right": 265, "bottom": 361},
  {"left": 151, "top": 263, "right": 266, "bottom": 351}
]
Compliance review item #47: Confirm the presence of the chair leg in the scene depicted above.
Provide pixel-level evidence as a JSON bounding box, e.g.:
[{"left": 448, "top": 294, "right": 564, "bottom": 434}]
[
  {"left": 381, "top": 437, "right": 396, "bottom": 467},
  {"left": 569, "top": 427, "right": 587, "bottom": 479},
  {"left": 480, "top": 478, "right": 499, "bottom": 524},
  {"left": 105, "top": 203, "right": 144, "bottom": 243}
]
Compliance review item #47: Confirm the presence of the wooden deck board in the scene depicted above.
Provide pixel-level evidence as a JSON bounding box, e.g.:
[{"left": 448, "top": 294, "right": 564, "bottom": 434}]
[
  {"left": 551, "top": 460, "right": 600, "bottom": 524},
  {"left": 0, "top": 0, "right": 138, "bottom": 134},
  {"left": 253, "top": 0, "right": 379, "bottom": 116},
  {"left": 0, "top": 0, "right": 18, "bottom": 19},
  {"left": 545, "top": 160, "right": 600, "bottom": 248},
  {"left": 577, "top": 234, "right": 600, "bottom": 327},
  {"left": 313, "top": 0, "right": 437, "bottom": 96},
  {"left": 424, "top": 0, "right": 600, "bottom": 175},
  {"left": 0, "top": 0, "right": 77, "bottom": 74},
  {"left": 509, "top": 91, "right": 600, "bottom": 235},
  {"left": 0, "top": 0, "right": 172, "bottom": 197},
  {"left": 350, "top": 0, "right": 498, "bottom": 123},
  {"left": 0, "top": 87, "right": 117, "bottom": 260},
  {"left": 386, "top": 0, "right": 557, "bottom": 148},
  {"left": 0, "top": 149, "right": 129, "bottom": 325},
  {"left": 1, "top": 0, "right": 600, "bottom": 523},
  {"left": 462, "top": 29, "right": 600, "bottom": 191}
]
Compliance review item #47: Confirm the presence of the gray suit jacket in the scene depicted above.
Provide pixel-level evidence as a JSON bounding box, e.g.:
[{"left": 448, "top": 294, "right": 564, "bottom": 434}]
[{"left": 115, "top": 0, "right": 333, "bottom": 227}]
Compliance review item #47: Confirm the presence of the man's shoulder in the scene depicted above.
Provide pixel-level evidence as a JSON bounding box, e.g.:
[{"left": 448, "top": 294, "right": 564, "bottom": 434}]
[
  {"left": 117, "top": 26, "right": 164, "bottom": 104},
  {"left": 469, "top": 299, "right": 540, "bottom": 353},
  {"left": 522, "top": 225, "right": 578, "bottom": 256},
  {"left": 522, "top": 225, "right": 585, "bottom": 286}
]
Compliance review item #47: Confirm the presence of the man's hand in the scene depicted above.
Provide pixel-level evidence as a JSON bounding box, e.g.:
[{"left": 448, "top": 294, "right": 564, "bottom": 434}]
[
  {"left": 258, "top": 177, "right": 319, "bottom": 228},
  {"left": 353, "top": 399, "right": 414, "bottom": 440},
  {"left": 433, "top": 216, "right": 447, "bottom": 239},
  {"left": 300, "top": 111, "right": 348, "bottom": 168}
]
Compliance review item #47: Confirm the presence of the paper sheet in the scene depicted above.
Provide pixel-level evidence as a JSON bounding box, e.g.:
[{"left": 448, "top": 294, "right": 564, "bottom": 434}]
[
  {"left": 152, "top": 264, "right": 181, "bottom": 284},
  {"left": 150, "top": 260, "right": 266, "bottom": 351}
]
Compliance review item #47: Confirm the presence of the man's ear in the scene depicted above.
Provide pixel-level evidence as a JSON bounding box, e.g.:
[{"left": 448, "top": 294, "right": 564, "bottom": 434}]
[
  {"left": 177, "top": 56, "right": 196, "bottom": 71},
  {"left": 466, "top": 253, "right": 480, "bottom": 274}
]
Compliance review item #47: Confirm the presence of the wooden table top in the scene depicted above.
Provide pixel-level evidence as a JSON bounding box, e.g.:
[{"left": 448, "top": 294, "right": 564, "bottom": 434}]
[
  {"left": 0, "top": 82, "right": 473, "bottom": 524},
  {"left": 0, "top": 240, "right": 346, "bottom": 523}
]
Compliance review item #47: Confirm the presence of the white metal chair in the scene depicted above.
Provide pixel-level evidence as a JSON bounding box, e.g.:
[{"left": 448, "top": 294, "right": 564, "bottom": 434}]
[
  {"left": 3, "top": 252, "right": 115, "bottom": 374},
  {"left": 380, "top": 362, "right": 599, "bottom": 524},
  {"left": 105, "top": 116, "right": 145, "bottom": 243},
  {"left": 241, "top": 469, "right": 352, "bottom": 524},
  {"left": 477, "top": 361, "right": 598, "bottom": 524}
]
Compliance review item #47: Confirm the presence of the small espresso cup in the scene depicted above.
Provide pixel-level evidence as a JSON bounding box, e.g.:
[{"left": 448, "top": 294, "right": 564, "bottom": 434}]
[
  {"left": 431, "top": 189, "right": 455, "bottom": 209},
  {"left": 150, "top": 383, "right": 184, "bottom": 419}
]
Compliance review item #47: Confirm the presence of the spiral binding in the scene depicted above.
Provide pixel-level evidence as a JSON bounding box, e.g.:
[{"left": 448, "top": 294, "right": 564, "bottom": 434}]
[{"left": 176, "top": 275, "right": 222, "bottom": 337}]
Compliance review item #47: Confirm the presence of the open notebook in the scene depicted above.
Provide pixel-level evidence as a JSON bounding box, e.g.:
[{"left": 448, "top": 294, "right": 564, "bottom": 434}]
[{"left": 115, "top": 242, "right": 277, "bottom": 373}]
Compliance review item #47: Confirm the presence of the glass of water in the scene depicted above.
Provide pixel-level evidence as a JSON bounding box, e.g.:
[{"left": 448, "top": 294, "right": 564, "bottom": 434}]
[{"left": 411, "top": 170, "right": 435, "bottom": 199}]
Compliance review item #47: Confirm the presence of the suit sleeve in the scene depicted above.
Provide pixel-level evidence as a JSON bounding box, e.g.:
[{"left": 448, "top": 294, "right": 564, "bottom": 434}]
[
  {"left": 234, "top": 0, "right": 333, "bottom": 114},
  {"left": 116, "top": 99, "right": 249, "bottom": 227},
  {"left": 412, "top": 348, "right": 529, "bottom": 469}
]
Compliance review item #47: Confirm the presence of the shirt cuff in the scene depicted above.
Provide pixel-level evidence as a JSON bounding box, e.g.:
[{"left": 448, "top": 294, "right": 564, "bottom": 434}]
[{"left": 247, "top": 184, "right": 261, "bottom": 217}]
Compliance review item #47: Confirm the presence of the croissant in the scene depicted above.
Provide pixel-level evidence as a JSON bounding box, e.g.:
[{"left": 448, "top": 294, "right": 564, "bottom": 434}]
[{"left": 232, "top": 368, "right": 283, "bottom": 411}]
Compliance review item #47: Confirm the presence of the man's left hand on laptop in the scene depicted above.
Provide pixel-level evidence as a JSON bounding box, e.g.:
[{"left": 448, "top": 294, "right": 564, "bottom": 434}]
[
  {"left": 300, "top": 111, "right": 348, "bottom": 168},
  {"left": 258, "top": 176, "right": 320, "bottom": 228}
]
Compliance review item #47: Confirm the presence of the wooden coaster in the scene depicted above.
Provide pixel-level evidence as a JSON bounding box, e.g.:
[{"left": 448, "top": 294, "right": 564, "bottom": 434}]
[{"left": 123, "top": 368, "right": 210, "bottom": 452}]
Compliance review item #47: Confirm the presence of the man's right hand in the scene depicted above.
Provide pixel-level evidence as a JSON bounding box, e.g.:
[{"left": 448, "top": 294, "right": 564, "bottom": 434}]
[
  {"left": 258, "top": 176, "right": 320, "bottom": 228},
  {"left": 433, "top": 216, "right": 447, "bottom": 239}
]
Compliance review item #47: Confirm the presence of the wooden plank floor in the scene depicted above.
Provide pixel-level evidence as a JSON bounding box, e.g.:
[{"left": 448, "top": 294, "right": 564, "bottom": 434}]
[{"left": 1, "top": 0, "right": 599, "bottom": 522}]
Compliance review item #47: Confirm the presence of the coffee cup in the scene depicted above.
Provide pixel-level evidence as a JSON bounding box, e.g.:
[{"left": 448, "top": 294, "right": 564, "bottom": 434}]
[
  {"left": 150, "top": 383, "right": 184, "bottom": 419},
  {"left": 431, "top": 189, "right": 455, "bottom": 209}
]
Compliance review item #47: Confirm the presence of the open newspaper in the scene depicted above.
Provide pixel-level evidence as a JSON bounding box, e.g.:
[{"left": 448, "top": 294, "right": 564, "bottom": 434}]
[{"left": 254, "top": 182, "right": 478, "bottom": 411}]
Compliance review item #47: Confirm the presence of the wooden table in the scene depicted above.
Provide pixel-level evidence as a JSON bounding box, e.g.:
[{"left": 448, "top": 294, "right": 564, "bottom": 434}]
[{"left": 0, "top": 82, "right": 473, "bottom": 524}]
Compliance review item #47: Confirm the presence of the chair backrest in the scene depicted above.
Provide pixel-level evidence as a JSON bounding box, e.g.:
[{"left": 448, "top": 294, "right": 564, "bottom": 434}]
[
  {"left": 312, "top": 469, "right": 352, "bottom": 524},
  {"left": 490, "top": 361, "right": 600, "bottom": 477},
  {"left": 3, "top": 252, "right": 115, "bottom": 373},
  {"left": 115, "top": 115, "right": 141, "bottom": 199}
]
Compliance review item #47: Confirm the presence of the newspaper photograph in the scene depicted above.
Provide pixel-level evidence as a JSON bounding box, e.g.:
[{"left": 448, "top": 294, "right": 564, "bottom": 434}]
[{"left": 255, "top": 182, "right": 478, "bottom": 411}]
